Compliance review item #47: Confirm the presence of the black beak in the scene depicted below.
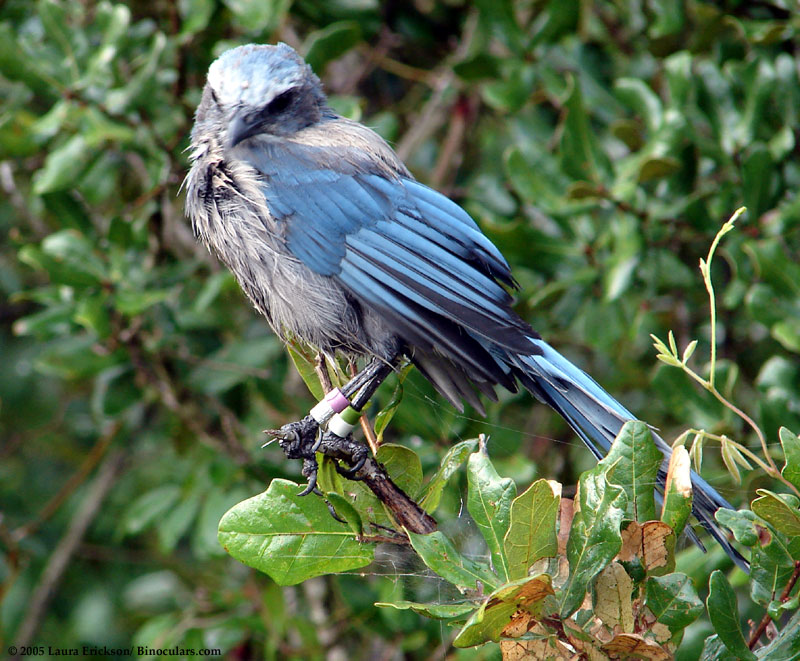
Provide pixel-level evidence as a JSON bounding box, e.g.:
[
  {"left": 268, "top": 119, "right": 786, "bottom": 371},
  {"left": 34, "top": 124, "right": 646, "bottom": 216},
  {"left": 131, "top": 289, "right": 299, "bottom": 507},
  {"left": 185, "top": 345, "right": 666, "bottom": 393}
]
[{"left": 227, "top": 112, "right": 263, "bottom": 149}]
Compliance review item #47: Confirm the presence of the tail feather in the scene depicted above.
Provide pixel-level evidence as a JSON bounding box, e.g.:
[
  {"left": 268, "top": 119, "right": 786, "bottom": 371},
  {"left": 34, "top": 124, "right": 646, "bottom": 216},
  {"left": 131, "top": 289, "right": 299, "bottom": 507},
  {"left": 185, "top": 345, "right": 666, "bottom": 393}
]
[{"left": 511, "top": 339, "right": 748, "bottom": 571}]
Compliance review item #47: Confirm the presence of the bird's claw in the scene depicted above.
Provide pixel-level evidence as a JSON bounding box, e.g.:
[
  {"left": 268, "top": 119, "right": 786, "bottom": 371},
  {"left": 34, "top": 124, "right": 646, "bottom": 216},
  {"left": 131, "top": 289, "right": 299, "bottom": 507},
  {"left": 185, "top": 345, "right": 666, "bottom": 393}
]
[
  {"left": 297, "top": 456, "right": 319, "bottom": 496},
  {"left": 266, "top": 415, "right": 320, "bottom": 459},
  {"left": 335, "top": 443, "right": 368, "bottom": 478},
  {"left": 266, "top": 415, "right": 369, "bottom": 495}
]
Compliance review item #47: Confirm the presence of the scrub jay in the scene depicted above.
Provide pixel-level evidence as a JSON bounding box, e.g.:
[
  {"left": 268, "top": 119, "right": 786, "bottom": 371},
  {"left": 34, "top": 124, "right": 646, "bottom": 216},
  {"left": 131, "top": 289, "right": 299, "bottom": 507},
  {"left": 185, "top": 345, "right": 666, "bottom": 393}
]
[{"left": 185, "top": 43, "right": 744, "bottom": 568}]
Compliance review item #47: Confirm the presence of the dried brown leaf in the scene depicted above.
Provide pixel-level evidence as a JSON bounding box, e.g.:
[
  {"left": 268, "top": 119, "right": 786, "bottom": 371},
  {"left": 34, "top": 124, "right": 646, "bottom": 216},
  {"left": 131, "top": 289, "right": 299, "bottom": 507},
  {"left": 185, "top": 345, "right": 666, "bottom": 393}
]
[
  {"left": 594, "top": 562, "right": 634, "bottom": 632},
  {"left": 601, "top": 633, "right": 671, "bottom": 660},
  {"left": 641, "top": 521, "right": 673, "bottom": 570}
]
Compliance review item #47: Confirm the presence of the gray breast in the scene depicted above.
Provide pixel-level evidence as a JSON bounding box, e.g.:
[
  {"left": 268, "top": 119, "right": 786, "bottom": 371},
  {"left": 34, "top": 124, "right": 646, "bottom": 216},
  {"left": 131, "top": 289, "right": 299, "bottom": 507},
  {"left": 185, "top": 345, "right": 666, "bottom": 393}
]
[{"left": 185, "top": 142, "right": 394, "bottom": 358}]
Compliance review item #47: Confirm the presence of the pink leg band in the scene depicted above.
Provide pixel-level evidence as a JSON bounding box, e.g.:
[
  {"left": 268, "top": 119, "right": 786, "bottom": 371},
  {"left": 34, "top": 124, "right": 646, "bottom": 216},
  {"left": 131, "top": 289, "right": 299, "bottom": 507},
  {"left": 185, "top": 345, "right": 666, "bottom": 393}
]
[{"left": 325, "top": 388, "right": 350, "bottom": 413}]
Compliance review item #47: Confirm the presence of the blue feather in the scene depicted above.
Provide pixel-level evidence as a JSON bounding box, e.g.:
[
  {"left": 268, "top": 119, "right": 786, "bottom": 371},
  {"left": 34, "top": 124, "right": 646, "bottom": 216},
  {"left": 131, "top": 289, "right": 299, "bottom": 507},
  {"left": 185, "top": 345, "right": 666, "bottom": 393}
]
[{"left": 243, "top": 124, "right": 745, "bottom": 570}]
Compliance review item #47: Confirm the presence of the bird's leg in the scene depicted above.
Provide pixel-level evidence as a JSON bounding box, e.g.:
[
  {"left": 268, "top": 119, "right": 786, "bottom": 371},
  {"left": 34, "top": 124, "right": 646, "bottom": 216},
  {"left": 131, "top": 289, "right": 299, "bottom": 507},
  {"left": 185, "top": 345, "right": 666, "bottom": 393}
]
[
  {"left": 268, "top": 355, "right": 437, "bottom": 535},
  {"left": 267, "top": 357, "right": 397, "bottom": 492},
  {"left": 324, "top": 359, "right": 395, "bottom": 478}
]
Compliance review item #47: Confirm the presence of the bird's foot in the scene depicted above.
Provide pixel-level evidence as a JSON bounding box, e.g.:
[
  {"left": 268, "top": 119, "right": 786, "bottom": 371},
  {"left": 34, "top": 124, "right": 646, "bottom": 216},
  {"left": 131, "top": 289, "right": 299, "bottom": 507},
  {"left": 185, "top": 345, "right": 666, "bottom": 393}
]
[
  {"left": 265, "top": 415, "right": 324, "bottom": 495},
  {"left": 318, "top": 430, "right": 369, "bottom": 480},
  {"left": 266, "top": 415, "right": 369, "bottom": 491},
  {"left": 266, "top": 415, "right": 320, "bottom": 459}
]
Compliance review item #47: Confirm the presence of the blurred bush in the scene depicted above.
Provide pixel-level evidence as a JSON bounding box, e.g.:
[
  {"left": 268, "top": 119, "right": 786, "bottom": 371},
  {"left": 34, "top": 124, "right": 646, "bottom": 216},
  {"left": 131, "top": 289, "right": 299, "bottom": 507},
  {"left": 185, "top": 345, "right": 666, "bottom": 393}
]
[{"left": 1, "top": 0, "right": 798, "bottom": 658}]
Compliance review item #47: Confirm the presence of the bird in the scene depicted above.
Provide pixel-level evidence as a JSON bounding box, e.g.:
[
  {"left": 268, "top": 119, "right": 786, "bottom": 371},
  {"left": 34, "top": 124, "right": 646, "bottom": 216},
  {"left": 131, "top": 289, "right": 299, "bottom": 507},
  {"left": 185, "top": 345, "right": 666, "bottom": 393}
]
[{"left": 184, "top": 42, "right": 745, "bottom": 569}]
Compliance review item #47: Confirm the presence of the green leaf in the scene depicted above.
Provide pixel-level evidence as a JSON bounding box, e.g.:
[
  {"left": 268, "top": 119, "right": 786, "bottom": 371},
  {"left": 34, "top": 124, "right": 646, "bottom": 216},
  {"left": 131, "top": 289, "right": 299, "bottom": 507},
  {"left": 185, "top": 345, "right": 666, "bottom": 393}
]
[
  {"left": 114, "top": 289, "right": 172, "bottom": 316},
  {"left": 374, "top": 600, "right": 476, "bottom": 620},
  {"left": 285, "top": 339, "right": 324, "bottom": 401},
  {"left": 560, "top": 467, "right": 627, "bottom": 618},
  {"left": 13, "top": 303, "right": 74, "bottom": 339},
  {"left": 0, "top": 24, "right": 59, "bottom": 99},
  {"left": 648, "top": 0, "right": 685, "bottom": 39},
  {"left": 752, "top": 489, "right": 800, "bottom": 538},
  {"left": 303, "top": 21, "right": 362, "bottom": 74},
  {"left": 780, "top": 427, "right": 800, "bottom": 491},
  {"left": 218, "top": 480, "right": 374, "bottom": 586},
  {"left": 481, "top": 62, "right": 535, "bottom": 112},
  {"left": 40, "top": 229, "right": 107, "bottom": 284},
  {"left": 122, "top": 485, "right": 182, "bottom": 536},
  {"left": 325, "top": 492, "right": 363, "bottom": 537},
  {"left": 602, "top": 421, "right": 662, "bottom": 523},
  {"left": 750, "top": 535, "right": 795, "bottom": 607},
  {"left": 187, "top": 336, "right": 281, "bottom": 394},
  {"left": 452, "top": 574, "right": 555, "bottom": 647},
  {"left": 715, "top": 509, "right": 760, "bottom": 547},
  {"left": 38, "top": 0, "right": 75, "bottom": 66},
  {"left": 157, "top": 490, "right": 202, "bottom": 553},
  {"left": 406, "top": 530, "right": 498, "bottom": 592},
  {"left": 178, "top": 0, "right": 215, "bottom": 37},
  {"left": 706, "top": 570, "right": 757, "bottom": 661},
  {"left": 330, "top": 470, "right": 394, "bottom": 531},
  {"left": 753, "top": 607, "right": 800, "bottom": 659},
  {"left": 453, "top": 599, "right": 517, "bottom": 648},
  {"left": 375, "top": 444, "right": 422, "bottom": 500},
  {"left": 503, "top": 145, "right": 569, "bottom": 213},
  {"left": 222, "top": 0, "right": 290, "bottom": 32},
  {"left": 503, "top": 479, "right": 560, "bottom": 580},
  {"left": 36, "top": 335, "right": 122, "bottom": 379},
  {"left": 74, "top": 296, "right": 111, "bottom": 338},
  {"left": 373, "top": 365, "right": 411, "bottom": 444},
  {"left": 467, "top": 448, "right": 516, "bottom": 582},
  {"left": 742, "top": 143, "right": 775, "bottom": 222},
  {"left": 615, "top": 77, "right": 663, "bottom": 134},
  {"left": 645, "top": 573, "right": 704, "bottom": 633},
  {"left": 33, "top": 134, "right": 90, "bottom": 194},
  {"left": 560, "top": 75, "right": 612, "bottom": 183},
  {"left": 453, "top": 54, "right": 501, "bottom": 81},
  {"left": 104, "top": 33, "right": 166, "bottom": 113},
  {"left": 419, "top": 438, "right": 479, "bottom": 514},
  {"left": 700, "top": 635, "right": 739, "bottom": 661},
  {"left": 638, "top": 156, "right": 682, "bottom": 182},
  {"left": 772, "top": 318, "right": 800, "bottom": 354},
  {"left": 473, "top": 0, "right": 524, "bottom": 55},
  {"left": 194, "top": 486, "right": 251, "bottom": 559}
]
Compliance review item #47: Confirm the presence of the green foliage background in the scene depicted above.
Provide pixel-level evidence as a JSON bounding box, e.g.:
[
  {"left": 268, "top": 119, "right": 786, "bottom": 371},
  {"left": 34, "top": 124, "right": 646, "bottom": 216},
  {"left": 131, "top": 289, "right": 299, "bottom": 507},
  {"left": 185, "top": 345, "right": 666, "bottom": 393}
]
[{"left": 1, "top": 0, "right": 798, "bottom": 658}]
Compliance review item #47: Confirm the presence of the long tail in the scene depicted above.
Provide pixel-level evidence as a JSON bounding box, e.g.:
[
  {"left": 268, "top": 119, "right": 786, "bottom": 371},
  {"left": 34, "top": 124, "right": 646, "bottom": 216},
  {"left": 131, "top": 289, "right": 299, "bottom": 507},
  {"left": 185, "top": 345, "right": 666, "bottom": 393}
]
[{"left": 509, "top": 338, "right": 747, "bottom": 571}]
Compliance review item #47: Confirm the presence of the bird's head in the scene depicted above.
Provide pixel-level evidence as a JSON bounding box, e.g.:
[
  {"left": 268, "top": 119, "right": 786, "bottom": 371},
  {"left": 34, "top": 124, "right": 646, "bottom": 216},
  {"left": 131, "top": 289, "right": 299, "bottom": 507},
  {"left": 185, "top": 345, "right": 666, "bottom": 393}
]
[{"left": 195, "top": 43, "right": 328, "bottom": 149}]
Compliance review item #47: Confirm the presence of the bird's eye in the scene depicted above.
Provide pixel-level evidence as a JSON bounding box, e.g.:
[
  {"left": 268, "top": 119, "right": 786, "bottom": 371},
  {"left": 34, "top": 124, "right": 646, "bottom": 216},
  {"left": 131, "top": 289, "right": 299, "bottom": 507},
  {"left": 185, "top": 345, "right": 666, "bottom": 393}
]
[{"left": 265, "top": 90, "right": 294, "bottom": 115}]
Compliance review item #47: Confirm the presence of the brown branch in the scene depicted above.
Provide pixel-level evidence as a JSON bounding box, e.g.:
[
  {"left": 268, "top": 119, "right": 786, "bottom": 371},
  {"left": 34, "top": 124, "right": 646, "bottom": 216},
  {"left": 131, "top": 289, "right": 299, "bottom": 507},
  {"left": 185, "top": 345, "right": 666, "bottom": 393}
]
[
  {"left": 315, "top": 352, "right": 333, "bottom": 393},
  {"left": 12, "top": 422, "right": 120, "bottom": 542},
  {"left": 360, "top": 416, "right": 380, "bottom": 455},
  {"left": 12, "top": 450, "right": 126, "bottom": 654},
  {"left": 315, "top": 434, "right": 436, "bottom": 535},
  {"left": 748, "top": 560, "right": 800, "bottom": 650},
  {"left": 358, "top": 533, "right": 411, "bottom": 545},
  {"left": 125, "top": 332, "right": 251, "bottom": 466},
  {"left": 394, "top": 70, "right": 456, "bottom": 163},
  {"left": 429, "top": 94, "right": 473, "bottom": 191}
]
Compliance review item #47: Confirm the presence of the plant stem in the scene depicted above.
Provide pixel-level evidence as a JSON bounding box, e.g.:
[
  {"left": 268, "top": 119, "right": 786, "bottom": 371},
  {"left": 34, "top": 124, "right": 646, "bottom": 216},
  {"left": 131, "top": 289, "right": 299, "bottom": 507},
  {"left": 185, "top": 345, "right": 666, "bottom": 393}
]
[
  {"left": 702, "top": 207, "right": 745, "bottom": 390},
  {"left": 748, "top": 560, "right": 800, "bottom": 650}
]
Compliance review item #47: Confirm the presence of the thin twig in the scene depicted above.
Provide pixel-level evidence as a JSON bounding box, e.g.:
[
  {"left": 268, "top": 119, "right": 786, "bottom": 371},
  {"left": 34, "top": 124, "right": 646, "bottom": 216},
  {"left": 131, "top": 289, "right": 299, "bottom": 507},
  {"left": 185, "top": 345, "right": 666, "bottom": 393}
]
[
  {"left": 429, "top": 94, "right": 472, "bottom": 191},
  {"left": 748, "top": 560, "right": 800, "bottom": 650},
  {"left": 360, "top": 416, "right": 380, "bottom": 455},
  {"left": 358, "top": 534, "right": 411, "bottom": 545},
  {"left": 12, "top": 423, "right": 120, "bottom": 542},
  {"left": 12, "top": 450, "right": 126, "bottom": 654},
  {"left": 315, "top": 352, "right": 333, "bottom": 393}
]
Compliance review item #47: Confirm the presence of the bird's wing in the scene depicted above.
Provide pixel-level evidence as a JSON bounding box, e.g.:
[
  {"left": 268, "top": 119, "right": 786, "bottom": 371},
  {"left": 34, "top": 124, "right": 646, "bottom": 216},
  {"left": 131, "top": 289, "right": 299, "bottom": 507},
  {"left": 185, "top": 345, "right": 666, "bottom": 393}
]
[{"left": 249, "top": 141, "right": 534, "bottom": 378}]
